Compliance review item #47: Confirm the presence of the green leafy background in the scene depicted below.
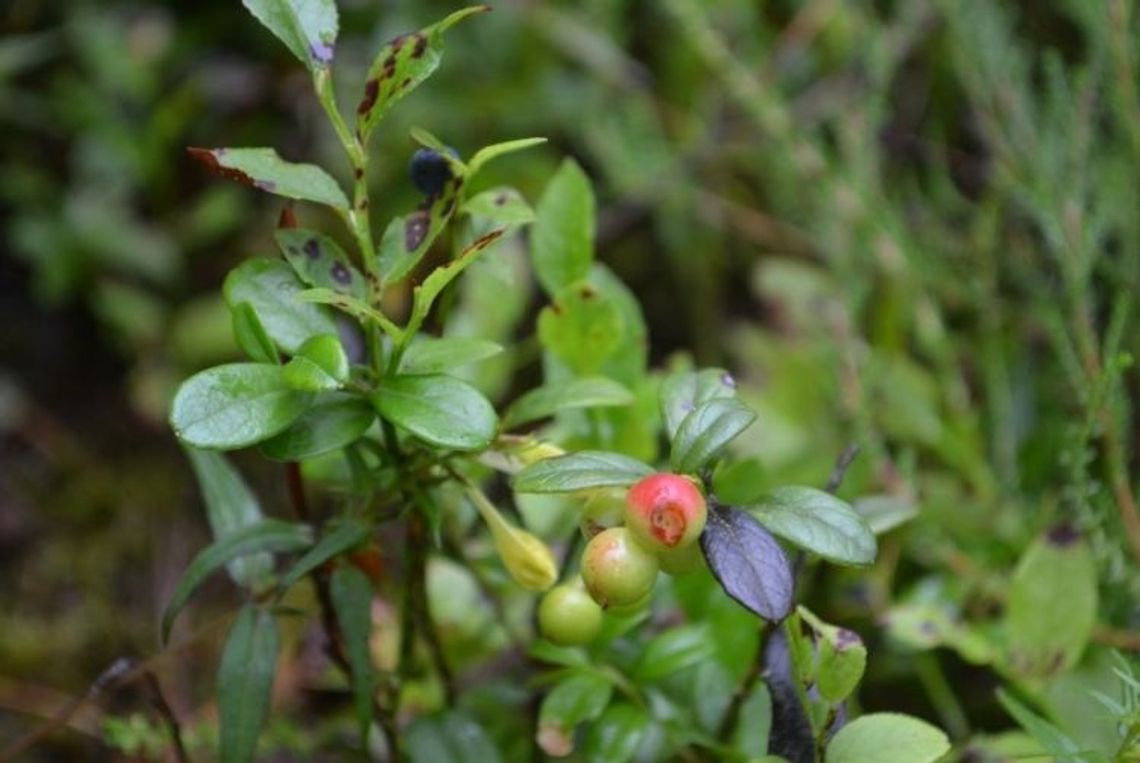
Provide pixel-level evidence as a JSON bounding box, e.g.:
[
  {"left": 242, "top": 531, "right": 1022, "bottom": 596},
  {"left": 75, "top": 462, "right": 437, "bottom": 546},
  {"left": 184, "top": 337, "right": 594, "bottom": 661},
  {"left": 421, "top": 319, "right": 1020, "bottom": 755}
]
[{"left": 2, "top": 0, "right": 1139, "bottom": 761}]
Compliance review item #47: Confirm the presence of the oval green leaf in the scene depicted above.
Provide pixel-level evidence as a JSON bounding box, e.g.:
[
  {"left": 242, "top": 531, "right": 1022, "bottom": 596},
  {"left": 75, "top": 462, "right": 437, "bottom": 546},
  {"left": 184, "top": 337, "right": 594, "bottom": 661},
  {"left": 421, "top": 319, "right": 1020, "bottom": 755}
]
[
  {"left": 399, "top": 336, "right": 504, "bottom": 374},
  {"left": 170, "top": 363, "right": 313, "bottom": 450},
  {"left": 670, "top": 396, "right": 757, "bottom": 474},
  {"left": 513, "top": 451, "right": 654, "bottom": 494},
  {"left": 260, "top": 394, "right": 375, "bottom": 462},
  {"left": 372, "top": 373, "right": 497, "bottom": 451},
  {"left": 749, "top": 487, "right": 877, "bottom": 567},
  {"left": 224, "top": 259, "right": 338, "bottom": 354},
  {"left": 532, "top": 159, "right": 595, "bottom": 297},
  {"left": 826, "top": 713, "right": 950, "bottom": 763},
  {"left": 504, "top": 377, "right": 634, "bottom": 429}
]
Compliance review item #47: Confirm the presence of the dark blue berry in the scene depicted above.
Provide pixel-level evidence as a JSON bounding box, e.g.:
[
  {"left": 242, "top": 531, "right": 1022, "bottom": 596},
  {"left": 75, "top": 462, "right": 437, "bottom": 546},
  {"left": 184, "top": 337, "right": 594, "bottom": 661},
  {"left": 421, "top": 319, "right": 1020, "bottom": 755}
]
[{"left": 409, "top": 147, "right": 458, "bottom": 196}]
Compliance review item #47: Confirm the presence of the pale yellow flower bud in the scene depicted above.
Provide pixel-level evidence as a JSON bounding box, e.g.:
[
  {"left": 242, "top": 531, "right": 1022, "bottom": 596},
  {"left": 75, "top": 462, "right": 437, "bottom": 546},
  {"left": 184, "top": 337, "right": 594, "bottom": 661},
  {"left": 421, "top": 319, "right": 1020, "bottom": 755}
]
[{"left": 467, "top": 486, "right": 557, "bottom": 591}]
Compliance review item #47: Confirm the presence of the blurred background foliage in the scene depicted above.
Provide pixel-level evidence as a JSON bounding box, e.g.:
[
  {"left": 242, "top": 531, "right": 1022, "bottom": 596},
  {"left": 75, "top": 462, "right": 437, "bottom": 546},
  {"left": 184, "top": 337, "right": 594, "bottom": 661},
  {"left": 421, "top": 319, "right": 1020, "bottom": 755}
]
[{"left": 2, "top": 0, "right": 1139, "bottom": 759}]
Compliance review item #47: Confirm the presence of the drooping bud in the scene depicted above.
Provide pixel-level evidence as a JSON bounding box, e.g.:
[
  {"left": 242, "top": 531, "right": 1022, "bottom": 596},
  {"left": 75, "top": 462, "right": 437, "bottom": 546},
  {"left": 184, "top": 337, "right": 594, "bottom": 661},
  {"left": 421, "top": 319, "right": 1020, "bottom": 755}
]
[{"left": 468, "top": 486, "right": 557, "bottom": 591}]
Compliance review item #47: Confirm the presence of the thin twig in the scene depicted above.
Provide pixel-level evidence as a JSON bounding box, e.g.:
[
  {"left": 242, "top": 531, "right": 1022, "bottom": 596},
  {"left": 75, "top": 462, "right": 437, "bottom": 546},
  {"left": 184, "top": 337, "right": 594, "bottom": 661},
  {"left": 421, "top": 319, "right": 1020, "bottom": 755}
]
[
  {"left": 141, "top": 670, "right": 191, "bottom": 763},
  {"left": 824, "top": 444, "right": 860, "bottom": 495},
  {"left": 0, "top": 658, "right": 133, "bottom": 762}
]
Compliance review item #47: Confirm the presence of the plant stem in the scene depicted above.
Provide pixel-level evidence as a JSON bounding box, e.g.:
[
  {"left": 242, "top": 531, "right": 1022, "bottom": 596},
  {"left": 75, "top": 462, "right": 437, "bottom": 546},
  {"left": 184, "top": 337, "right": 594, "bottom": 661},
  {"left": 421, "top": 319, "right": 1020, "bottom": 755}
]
[
  {"left": 141, "top": 670, "right": 190, "bottom": 763},
  {"left": 313, "top": 69, "right": 381, "bottom": 300},
  {"left": 283, "top": 462, "right": 399, "bottom": 758}
]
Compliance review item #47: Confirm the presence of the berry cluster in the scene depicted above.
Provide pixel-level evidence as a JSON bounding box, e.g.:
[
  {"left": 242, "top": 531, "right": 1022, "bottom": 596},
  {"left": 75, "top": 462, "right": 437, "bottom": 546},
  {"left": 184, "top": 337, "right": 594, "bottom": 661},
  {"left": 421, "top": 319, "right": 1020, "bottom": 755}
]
[{"left": 538, "top": 473, "right": 708, "bottom": 646}]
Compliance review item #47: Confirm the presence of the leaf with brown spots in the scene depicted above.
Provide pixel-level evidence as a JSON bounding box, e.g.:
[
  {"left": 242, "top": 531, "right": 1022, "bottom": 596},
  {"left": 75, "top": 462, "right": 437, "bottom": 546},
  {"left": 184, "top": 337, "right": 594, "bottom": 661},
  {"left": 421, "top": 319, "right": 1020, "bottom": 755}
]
[
  {"left": 355, "top": 6, "right": 489, "bottom": 141},
  {"left": 462, "top": 186, "right": 536, "bottom": 227},
  {"left": 297, "top": 288, "right": 402, "bottom": 340},
  {"left": 375, "top": 173, "right": 464, "bottom": 286},
  {"left": 403, "top": 228, "right": 507, "bottom": 339},
  {"left": 275, "top": 228, "right": 367, "bottom": 300},
  {"left": 189, "top": 147, "right": 349, "bottom": 210}
]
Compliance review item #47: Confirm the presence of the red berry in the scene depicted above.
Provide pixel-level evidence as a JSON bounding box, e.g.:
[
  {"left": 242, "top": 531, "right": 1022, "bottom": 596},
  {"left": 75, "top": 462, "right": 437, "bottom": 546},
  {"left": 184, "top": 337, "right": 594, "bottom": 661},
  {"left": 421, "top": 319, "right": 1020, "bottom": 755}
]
[{"left": 624, "top": 473, "right": 707, "bottom": 552}]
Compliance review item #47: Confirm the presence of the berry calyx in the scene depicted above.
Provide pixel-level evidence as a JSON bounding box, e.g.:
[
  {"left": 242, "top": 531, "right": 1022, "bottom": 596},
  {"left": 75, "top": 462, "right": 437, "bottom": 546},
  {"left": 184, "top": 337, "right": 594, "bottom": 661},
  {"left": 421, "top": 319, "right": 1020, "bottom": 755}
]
[
  {"left": 537, "top": 583, "right": 603, "bottom": 646},
  {"left": 580, "top": 527, "right": 659, "bottom": 607},
  {"left": 624, "top": 473, "right": 708, "bottom": 552}
]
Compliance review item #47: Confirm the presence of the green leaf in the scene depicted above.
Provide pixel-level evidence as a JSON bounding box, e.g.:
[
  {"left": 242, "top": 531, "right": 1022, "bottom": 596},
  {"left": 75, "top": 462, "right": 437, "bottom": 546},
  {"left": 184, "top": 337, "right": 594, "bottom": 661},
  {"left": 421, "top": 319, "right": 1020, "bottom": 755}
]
[
  {"left": 275, "top": 229, "right": 368, "bottom": 300},
  {"left": 372, "top": 374, "right": 497, "bottom": 451},
  {"left": 297, "top": 288, "right": 401, "bottom": 340},
  {"left": 797, "top": 606, "right": 867, "bottom": 703},
  {"left": 224, "top": 259, "right": 338, "bottom": 354},
  {"left": 700, "top": 505, "right": 793, "bottom": 621},
  {"left": 170, "top": 363, "right": 313, "bottom": 450},
  {"left": 278, "top": 517, "right": 371, "bottom": 591},
  {"left": 748, "top": 487, "right": 877, "bottom": 566},
  {"left": 504, "top": 377, "right": 633, "bottom": 429},
  {"left": 670, "top": 397, "right": 757, "bottom": 474},
  {"left": 467, "top": 137, "right": 547, "bottom": 178},
  {"left": 660, "top": 368, "right": 738, "bottom": 441},
  {"left": 330, "top": 565, "right": 377, "bottom": 744},
  {"left": 404, "top": 229, "right": 508, "bottom": 339},
  {"left": 217, "top": 605, "right": 279, "bottom": 763},
  {"left": 406, "top": 711, "right": 503, "bottom": 763},
  {"left": 231, "top": 301, "right": 279, "bottom": 364},
  {"left": 399, "top": 336, "right": 503, "bottom": 374},
  {"left": 356, "top": 7, "right": 489, "bottom": 141},
  {"left": 295, "top": 334, "right": 349, "bottom": 383},
  {"left": 260, "top": 394, "right": 375, "bottom": 461},
  {"left": 283, "top": 356, "right": 341, "bottom": 392},
  {"left": 634, "top": 624, "right": 717, "bottom": 682},
  {"left": 162, "top": 520, "right": 313, "bottom": 642},
  {"left": 462, "top": 187, "right": 536, "bottom": 227},
  {"left": 1005, "top": 524, "right": 1097, "bottom": 678},
  {"left": 825, "top": 713, "right": 950, "bottom": 763},
  {"left": 513, "top": 451, "right": 654, "bottom": 493},
  {"left": 731, "top": 682, "right": 772, "bottom": 757},
  {"left": 581, "top": 703, "right": 649, "bottom": 763},
  {"left": 532, "top": 159, "right": 595, "bottom": 296},
  {"left": 538, "top": 673, "right": 614, "bottom": 757},
  {"left": 995, "top": 689, "right": 1096, "bottom": 762},
  {"left": 241, "top": 0, "right": 337, "bottom": 71},
  {"left": 852, "top": 494, "right": 918, "bottom": 535},
  {"left": 375, "top": 172, "right": 465, "bottom": 287},
  {"left": 184, "top": 448, "right": 273, "bottom": 588},
  {"left": 537, "top": 281, "right": 623, "bottom": 374},
  {"left": 189, "top": 147, "right": 348, "bottom": 209}
]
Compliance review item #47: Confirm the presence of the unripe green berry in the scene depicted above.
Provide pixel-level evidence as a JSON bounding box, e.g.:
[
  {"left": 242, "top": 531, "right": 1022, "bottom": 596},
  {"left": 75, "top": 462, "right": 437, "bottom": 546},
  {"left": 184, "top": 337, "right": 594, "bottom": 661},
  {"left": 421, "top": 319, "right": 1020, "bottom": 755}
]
[
  {"left": 580, "top": 527, "right": 658, "bottom": 607},
  {"left": 624, "top": 473, "right": 707, "bottom": 552},
  {"left": 538, "top": 584, "right": 603, "bottom": 646}
]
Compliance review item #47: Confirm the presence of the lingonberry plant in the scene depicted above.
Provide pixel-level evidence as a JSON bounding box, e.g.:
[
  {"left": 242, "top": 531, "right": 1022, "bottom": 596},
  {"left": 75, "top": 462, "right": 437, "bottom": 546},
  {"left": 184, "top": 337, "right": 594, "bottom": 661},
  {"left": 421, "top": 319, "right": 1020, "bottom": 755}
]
[{"left": 164, "top": 2, "right": 951, "bottom": 761}]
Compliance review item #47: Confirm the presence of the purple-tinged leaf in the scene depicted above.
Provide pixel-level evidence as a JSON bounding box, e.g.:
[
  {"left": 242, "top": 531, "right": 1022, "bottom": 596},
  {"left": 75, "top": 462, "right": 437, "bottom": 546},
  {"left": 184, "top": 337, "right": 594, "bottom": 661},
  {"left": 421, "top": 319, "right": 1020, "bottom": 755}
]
[{"left": 700, "top": 505, "right": 793, "bottom": 622}]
